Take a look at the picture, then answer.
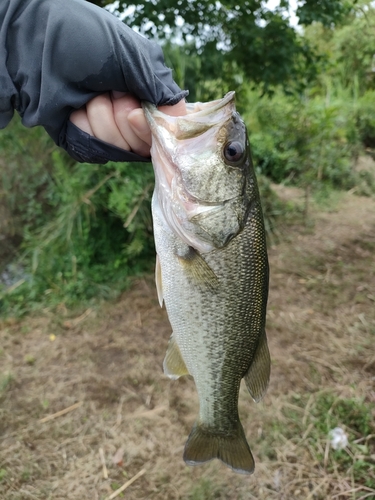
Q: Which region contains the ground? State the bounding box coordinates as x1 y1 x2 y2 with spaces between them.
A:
1 189 374 500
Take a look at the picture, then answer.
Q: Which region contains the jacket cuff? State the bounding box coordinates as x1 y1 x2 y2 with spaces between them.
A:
63 120 151 164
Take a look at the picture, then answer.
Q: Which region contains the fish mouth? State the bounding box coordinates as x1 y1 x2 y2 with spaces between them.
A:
142 92 236 142
184 91 236 118
143 91 235 119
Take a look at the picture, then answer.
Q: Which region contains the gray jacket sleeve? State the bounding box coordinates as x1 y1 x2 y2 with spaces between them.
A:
0 0 188 163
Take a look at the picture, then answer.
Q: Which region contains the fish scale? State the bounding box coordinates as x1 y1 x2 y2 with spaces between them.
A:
143 92 270 474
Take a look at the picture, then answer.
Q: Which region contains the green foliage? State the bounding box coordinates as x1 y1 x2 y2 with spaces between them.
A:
303 3 375 95
356 90 375 147
0 116 57 265
90 0 357 94
244 87 375 194
0 146 156 315
332 5 375 93
256 174 300 243
227 10 316 94
162 41 246 103
297 0 355 26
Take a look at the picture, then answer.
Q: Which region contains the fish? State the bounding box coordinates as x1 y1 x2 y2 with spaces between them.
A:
142 92 270 475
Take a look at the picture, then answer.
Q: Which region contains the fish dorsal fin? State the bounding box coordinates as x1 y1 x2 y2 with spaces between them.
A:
155 254 163 307
177 247 219 292
163 334 189 379
244 330 270 403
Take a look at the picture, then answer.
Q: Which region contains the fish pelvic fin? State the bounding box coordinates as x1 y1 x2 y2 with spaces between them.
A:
163 334 189 380
183 422 255 475
244 330 271 403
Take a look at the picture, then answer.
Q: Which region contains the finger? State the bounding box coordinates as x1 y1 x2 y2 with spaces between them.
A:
127 99 187 148
127 108 152 147
112 94 151 157
159 99 187 117
69 108 94 136
86 93 130 150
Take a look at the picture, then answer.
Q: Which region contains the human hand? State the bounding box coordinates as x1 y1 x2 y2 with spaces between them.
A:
70 92 187 158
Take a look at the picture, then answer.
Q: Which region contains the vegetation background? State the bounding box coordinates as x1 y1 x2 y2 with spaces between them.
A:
0 0 375 498
1 0 375 315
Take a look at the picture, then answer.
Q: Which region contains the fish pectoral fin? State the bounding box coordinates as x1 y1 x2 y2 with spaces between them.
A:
163 334 189 379
183 422 254 475
244 330 271 403
177 247 219 291
155 254 163 307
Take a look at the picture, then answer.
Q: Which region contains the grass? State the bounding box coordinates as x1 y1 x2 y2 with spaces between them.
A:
312 185 346 212
279 392 375 485
0 372 13 396
189 479 223 499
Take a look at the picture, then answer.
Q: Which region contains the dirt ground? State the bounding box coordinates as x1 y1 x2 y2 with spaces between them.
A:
1 189 374 500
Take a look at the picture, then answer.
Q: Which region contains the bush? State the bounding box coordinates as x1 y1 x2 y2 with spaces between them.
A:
0 116 57 264
356 90 375 148
245 89 364 191
0 118 157 315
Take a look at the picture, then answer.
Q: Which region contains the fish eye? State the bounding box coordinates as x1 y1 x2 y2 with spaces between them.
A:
223 141 245 163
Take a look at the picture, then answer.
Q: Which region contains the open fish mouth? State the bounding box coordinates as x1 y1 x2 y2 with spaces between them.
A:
142 92 238 203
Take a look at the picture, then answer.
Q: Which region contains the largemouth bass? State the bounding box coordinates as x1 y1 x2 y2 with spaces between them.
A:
143 92 270 474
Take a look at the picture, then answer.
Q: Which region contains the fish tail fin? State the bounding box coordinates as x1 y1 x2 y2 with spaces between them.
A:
183 422 254 474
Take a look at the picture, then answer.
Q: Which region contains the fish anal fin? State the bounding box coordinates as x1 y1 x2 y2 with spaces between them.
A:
177 247 219 291
183 422 254 475
155 254 163 307
163 335 189 380
244 330 271 403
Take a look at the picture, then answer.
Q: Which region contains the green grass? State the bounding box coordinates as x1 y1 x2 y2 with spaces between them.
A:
189 479 223 500
312 185 345 211
0 372 13 396
279 392 375 489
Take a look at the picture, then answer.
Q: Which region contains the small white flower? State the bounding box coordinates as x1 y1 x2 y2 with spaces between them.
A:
329 427 348 450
